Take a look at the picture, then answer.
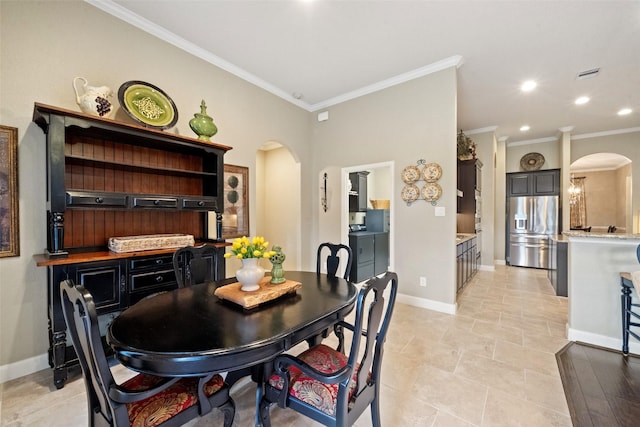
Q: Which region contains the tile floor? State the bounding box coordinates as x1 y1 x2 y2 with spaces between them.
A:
0 266 571 426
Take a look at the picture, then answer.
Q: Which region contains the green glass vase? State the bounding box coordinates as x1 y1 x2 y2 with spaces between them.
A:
189 100 218 141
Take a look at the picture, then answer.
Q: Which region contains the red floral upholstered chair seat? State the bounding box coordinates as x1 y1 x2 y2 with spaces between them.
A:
260 272 399 427
124 373 225 427
268 344 359 416
60 279 235 427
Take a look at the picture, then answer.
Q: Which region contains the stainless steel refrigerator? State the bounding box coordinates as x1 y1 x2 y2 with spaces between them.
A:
508 196 558 269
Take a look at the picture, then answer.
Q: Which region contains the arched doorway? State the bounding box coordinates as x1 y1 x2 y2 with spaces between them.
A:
256 142 302 270
570 153 632 233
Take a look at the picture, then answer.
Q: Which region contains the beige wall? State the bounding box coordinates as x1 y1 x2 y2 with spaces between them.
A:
255 146 302 271
0 0 458 377
506 139 561 173
0 1 309 374
310 68 458 305
580 170 618 230
571 131 640 232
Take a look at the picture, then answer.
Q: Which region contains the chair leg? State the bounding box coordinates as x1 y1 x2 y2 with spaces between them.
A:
622 281 632 355
370 397 382 427
259 399 272 427
221 399 236 427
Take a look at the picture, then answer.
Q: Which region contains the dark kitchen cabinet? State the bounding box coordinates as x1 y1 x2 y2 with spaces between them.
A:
373 232 389 275
32 103 231 388
349 231 389 282
349 171 369 212
548 238 568 297
456 236 478 293
507 169 560 197
457 159 482 234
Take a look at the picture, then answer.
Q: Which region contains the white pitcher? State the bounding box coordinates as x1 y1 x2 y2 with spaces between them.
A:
73 77 114 119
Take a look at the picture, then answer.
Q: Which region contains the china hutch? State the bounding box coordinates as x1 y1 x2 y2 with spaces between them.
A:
32 103 231 388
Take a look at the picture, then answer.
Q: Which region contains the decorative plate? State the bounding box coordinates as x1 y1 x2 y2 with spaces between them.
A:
422 182 442 202
118 81 178 129
422 162 442 182
520 152 545 171
401 165 420 184
401 184 420 203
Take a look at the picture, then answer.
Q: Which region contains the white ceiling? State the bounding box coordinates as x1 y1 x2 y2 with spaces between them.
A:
92 0 639 144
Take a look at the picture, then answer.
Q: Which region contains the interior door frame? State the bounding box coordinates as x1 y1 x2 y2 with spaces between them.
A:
341 161 395 275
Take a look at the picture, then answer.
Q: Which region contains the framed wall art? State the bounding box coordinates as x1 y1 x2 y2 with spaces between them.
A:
221 164 249 239
0 125 19 257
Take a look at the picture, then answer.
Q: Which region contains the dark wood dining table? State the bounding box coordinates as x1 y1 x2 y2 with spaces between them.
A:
107 271 357 425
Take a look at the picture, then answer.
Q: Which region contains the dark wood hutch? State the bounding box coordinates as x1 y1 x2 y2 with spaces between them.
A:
32 103 232 388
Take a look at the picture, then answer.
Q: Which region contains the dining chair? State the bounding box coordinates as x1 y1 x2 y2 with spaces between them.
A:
60 279 235 427
259 271 398 427
620 244 640 355
173 244 219 288
316 242 353 280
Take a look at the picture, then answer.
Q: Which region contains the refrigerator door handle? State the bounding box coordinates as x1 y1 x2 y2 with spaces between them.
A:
515 218 527 230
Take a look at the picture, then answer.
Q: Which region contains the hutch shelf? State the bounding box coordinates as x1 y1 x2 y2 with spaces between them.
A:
32 103 232 388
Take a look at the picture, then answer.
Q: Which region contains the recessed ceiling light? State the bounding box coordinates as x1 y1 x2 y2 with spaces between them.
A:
521 80 537 92
520 125 530 132
575 96 590 105
618 108 632 116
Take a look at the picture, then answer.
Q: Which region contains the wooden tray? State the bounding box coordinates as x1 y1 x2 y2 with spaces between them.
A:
214 277 302 310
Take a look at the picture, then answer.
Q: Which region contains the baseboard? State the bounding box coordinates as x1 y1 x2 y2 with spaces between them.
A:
479 264 496 271
494 259 506 266
0 353 49 384
397 292 457 314
567 327 640 355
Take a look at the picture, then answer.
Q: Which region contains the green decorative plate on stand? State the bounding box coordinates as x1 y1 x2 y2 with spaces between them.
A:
118 80 178 129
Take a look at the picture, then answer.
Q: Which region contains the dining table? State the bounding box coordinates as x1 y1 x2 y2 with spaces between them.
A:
106 270 357 425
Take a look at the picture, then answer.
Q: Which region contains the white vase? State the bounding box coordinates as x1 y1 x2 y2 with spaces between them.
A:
236 258 265 291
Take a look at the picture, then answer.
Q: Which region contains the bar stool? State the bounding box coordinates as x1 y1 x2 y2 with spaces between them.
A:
620 244 640 355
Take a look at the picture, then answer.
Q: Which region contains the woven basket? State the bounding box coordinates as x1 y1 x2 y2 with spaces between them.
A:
370 199 390 209
108 234 195 253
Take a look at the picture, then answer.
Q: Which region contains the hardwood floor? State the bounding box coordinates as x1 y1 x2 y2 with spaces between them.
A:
557 342 640 426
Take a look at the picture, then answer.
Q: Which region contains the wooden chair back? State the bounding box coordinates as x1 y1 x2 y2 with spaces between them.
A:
60 279 132 425
316 242 353 280
261 271 398 427
173 244 219 288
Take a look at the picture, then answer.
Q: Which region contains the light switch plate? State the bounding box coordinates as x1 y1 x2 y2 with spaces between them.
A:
435 206 445 216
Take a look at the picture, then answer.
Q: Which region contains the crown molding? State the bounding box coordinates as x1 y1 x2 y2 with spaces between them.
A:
507 136 558 147
464 126 498 135
572 127 640 140
87 0 463 113
308 55 464 111
86 0 309 109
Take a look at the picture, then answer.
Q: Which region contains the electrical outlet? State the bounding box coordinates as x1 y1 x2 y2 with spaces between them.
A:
419 277 427 287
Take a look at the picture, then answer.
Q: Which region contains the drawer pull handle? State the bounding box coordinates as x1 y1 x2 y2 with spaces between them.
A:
154 200 161 206
95 197 103 204
155 276 164 283
155 259 163 264
198 201 205 206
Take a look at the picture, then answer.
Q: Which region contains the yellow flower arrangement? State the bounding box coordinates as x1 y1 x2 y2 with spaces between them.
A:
223 236 276 259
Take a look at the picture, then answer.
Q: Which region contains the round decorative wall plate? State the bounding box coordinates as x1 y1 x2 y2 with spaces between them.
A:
118 80 178 129
422 162 442 182
520 152 545 171
401 184 420 203
422 182 442 202
401 166 420 184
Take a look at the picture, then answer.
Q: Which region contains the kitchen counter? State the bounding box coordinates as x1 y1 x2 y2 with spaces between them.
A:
456 233 476 244
563 231 640 240
565 233 640 354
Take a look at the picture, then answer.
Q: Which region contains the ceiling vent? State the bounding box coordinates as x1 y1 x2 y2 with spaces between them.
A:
576 68 600 80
